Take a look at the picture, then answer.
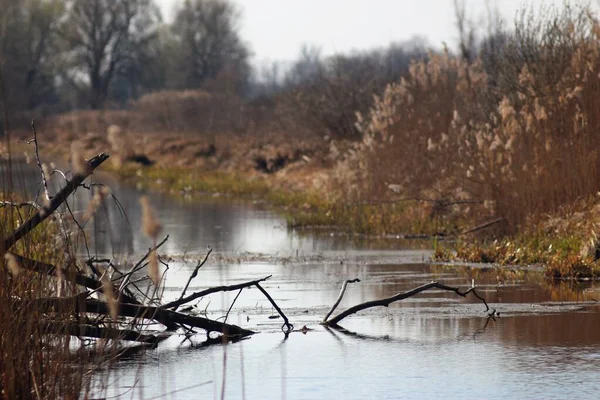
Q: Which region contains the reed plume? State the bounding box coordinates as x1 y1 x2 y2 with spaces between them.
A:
4 252 21 277
148 249 161 286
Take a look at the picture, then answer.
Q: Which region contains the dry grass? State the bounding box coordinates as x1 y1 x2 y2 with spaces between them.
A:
337 5 600 237
0 159 128 397
0 192 89 398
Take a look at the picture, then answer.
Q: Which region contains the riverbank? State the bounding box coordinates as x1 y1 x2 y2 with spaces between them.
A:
18 124 452 238
8 120 600 281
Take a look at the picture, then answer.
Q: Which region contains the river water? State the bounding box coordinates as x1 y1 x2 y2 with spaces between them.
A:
3 161 600 399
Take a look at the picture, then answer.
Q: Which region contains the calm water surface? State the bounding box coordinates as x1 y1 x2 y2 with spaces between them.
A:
3 161 600 399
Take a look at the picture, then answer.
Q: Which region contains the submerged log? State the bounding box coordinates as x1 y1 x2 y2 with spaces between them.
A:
42 321 162 344
31 296 255 338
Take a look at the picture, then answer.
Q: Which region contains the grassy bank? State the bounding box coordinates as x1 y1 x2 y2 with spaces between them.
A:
111 162 455 236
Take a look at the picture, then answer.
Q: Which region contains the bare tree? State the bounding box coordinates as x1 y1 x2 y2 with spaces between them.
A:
453 0 477 62
59 0 161 109
279 41 428 139
170 0 250 94
0 0 64 111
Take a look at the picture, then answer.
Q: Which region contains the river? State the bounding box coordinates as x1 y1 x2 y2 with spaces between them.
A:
3 160 600 399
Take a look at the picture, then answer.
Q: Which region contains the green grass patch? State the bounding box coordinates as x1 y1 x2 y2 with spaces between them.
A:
110 163 460 236
433 232 600 280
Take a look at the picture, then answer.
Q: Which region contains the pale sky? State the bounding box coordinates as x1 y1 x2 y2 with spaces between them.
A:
156 0 593 64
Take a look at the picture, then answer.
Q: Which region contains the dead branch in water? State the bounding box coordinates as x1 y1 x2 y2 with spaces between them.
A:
163 275 272 310
29 295 255 338
255 282 293 333
322 280 496 327
165 271 293 333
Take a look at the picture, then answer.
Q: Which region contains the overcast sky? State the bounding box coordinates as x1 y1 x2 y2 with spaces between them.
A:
156 0 593 64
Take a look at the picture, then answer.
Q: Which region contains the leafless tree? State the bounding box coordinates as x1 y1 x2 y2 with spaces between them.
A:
453 0 477 62
279 40 428 139
59 0 161 109
170 0 250 94
0 0 64 112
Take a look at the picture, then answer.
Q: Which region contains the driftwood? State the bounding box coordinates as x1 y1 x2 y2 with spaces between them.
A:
322 280 496 327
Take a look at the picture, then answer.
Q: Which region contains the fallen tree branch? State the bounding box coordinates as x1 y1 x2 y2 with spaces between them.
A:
2 152 110 251
88 299 254 336
323 281 495 327
163 275 272 310
460 217 505 236
32 297 255 337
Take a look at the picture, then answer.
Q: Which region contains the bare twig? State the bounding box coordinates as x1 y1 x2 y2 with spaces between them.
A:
223 288 243 324
117 235 169 292
30 120 50 204
0 200 42 210
460 217 505 235
323 278 360 323
176 247 213 308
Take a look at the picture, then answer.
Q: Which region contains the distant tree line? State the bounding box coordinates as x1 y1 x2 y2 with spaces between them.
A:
0 0 426 108
0 0 250 111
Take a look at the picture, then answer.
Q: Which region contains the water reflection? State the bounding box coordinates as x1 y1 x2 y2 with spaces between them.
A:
4 162 600 399
97 260 600 398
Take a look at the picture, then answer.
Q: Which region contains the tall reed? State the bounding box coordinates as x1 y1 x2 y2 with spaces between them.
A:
336 5 600 235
